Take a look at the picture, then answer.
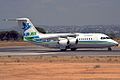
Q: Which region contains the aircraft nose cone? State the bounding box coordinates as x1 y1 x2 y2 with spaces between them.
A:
114 41 119 46
116 43 119 46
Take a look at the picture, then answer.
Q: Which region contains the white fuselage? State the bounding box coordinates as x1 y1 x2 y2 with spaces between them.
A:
33 33 118 49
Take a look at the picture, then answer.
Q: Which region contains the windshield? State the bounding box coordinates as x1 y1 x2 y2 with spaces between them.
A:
101 37 111 39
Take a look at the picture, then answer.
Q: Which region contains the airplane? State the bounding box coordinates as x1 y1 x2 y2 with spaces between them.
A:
10 18 120 51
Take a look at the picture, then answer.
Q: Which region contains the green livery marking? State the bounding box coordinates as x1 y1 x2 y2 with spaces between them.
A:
30 32 36 36
24 32 37 37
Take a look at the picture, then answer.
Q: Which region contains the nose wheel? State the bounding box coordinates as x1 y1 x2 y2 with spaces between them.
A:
108 47 112 51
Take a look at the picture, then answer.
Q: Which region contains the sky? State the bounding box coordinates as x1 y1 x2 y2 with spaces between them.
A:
0 0 120 29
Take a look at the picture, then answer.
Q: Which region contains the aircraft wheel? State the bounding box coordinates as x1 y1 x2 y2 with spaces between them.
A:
108 47 112 51
71 48 77 51
60 49 67 51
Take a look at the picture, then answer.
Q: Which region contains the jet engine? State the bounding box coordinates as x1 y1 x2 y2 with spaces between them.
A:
58 37 78 51
58 38 68 45
67 37 78 45
58 38 69 51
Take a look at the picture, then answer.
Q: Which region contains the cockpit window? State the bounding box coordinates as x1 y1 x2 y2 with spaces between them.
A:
101 37 111 39
106 37 111 39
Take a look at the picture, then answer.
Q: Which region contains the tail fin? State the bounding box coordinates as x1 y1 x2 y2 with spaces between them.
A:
16 18 41 41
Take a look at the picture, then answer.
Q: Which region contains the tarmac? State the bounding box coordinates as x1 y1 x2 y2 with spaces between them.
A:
0 46 120 56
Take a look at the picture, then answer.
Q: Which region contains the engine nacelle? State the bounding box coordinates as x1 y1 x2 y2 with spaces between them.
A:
67 37 78 45
58 38 68 45
58 37 78 49
58 38 69 49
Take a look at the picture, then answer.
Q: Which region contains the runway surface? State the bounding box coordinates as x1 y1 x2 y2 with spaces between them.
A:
0 46 120 56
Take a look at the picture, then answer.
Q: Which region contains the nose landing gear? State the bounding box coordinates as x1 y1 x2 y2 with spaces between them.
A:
108 47 112 51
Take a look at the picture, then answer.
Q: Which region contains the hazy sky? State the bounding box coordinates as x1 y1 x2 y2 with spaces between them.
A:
0 0 120 29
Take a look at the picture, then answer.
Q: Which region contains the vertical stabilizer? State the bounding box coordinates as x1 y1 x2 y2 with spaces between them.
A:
16 18 41 41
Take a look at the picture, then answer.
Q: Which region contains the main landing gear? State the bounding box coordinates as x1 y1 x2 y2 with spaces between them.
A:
71 48 77 51
60 48 77 51
60 49 67 51
108 47 112 51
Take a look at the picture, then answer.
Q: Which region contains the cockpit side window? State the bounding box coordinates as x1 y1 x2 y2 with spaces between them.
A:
101 37 111 39
107 37 111 39
101 37 105 39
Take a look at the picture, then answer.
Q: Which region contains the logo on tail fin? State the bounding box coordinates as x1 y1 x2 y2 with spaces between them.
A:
22 22 31 31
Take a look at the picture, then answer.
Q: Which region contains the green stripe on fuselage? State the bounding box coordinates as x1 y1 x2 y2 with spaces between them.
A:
24 37 33 41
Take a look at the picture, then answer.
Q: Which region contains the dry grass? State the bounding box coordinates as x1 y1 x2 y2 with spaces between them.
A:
0 55 120 63
0 62 120 80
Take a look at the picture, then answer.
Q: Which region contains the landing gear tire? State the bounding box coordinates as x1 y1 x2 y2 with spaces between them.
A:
71 48 77 51
108 47 112 51
60 49 67 51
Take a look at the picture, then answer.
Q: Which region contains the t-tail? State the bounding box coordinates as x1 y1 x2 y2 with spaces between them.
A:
16 18 42 42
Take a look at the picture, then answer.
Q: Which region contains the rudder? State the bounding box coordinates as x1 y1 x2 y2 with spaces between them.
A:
16 18 41 41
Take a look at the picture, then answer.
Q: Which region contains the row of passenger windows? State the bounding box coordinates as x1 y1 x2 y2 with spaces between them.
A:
78 38 93 40
78 37 111 40
101 37 111 39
